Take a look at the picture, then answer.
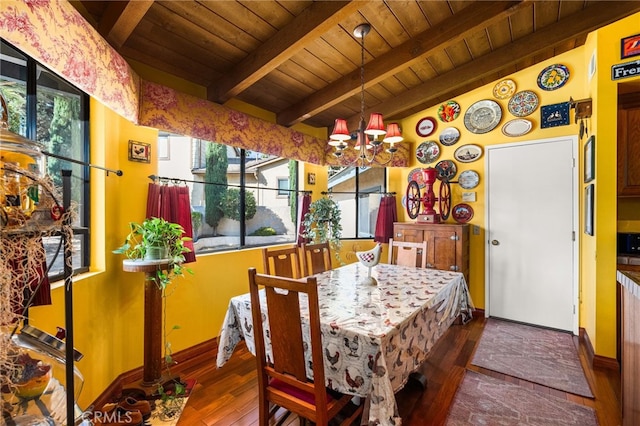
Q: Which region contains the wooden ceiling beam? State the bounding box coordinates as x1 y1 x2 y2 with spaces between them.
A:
207 1 362 104
276 0 527 127
346 0 640 130
98 0 154 49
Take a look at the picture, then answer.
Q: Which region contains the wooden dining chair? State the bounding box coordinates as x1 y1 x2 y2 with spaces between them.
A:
262 246 303 278
300 242 332 275
248 268 363 426
388 239 428 268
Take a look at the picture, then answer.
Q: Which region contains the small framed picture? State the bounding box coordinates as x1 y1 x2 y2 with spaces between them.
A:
584 135 595 183
621 33 640 59
585 184 594 236
307 173 316 185
129 140 151 163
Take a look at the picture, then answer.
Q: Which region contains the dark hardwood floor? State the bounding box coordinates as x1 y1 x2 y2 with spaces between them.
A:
175 316 621 425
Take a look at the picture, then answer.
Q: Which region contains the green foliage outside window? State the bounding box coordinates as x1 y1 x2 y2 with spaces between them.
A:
204 142 227 234
221 188 256 221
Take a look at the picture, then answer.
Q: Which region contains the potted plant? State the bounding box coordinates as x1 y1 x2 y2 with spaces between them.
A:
113 217 192 289
301 197 343 262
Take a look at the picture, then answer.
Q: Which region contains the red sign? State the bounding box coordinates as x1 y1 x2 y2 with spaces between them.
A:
621 33 640 59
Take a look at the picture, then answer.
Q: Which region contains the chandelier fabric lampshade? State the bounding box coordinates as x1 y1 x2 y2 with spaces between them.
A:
365 112 386 137
383 123 403 144
329 118 351 144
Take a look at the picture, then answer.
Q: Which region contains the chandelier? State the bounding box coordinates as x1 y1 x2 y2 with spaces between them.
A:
328 23 403 167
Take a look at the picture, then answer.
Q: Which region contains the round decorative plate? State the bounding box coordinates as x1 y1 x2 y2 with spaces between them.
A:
452 203 474 223
508 90 539 117
439 127 461 146
437 101 461 122
454 144 483 163
416 116 437 137
458 170 480 189
493 79 516 99
501 118 533 137
407 167 426 188
435 160 457 181
537 64 570 91
463 100 502 134
416 141 441 164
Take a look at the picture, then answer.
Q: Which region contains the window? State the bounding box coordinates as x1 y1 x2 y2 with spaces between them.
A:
158 136 299 254
328 166 386 239
1 40 90 280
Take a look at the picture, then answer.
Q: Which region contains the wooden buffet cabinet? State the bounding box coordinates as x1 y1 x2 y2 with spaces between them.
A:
392 222 469 281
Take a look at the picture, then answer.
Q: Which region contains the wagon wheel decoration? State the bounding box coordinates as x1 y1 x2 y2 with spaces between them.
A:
438 178 452 220
406 180 421 219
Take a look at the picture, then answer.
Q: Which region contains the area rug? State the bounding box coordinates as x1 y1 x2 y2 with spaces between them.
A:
445 370 598 425
471 318 593 397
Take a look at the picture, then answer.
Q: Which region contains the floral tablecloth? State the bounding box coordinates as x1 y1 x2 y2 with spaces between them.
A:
216 262 473 425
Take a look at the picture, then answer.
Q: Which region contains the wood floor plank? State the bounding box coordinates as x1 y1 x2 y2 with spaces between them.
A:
174 317 621 425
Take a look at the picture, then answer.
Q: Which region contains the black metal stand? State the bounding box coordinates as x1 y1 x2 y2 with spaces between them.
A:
61 170 75 425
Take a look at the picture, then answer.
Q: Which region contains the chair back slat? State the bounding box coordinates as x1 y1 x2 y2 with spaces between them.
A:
388 238 428 268
262 246 302 278
301 242 332 275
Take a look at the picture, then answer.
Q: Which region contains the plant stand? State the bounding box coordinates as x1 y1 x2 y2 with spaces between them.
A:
122 259 169 387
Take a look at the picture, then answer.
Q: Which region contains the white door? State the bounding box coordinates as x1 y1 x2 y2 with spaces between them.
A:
485 136 577 332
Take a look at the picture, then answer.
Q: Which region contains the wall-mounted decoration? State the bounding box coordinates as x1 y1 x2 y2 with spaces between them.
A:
128 140 151 163
452 203 474 223
537 64 570 91
508 90 539 117
501 118 533 137
416 117 437 137
612 59 640 81
435 160 457 181
458 170 480 190
437 101 461 123
585 184 594 236
454 144 483 163
621 33 640 59
408 167 426 188
439 127 460 146
493 79 516 100
464 100 502 134
416 141 440 164
540 102 570 128
307 173 316 185
584 135 595 183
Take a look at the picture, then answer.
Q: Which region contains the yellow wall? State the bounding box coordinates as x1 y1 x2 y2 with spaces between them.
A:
23 11 640 408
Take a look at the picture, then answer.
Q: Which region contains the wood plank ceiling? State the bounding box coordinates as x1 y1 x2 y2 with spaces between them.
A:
70 0 640 134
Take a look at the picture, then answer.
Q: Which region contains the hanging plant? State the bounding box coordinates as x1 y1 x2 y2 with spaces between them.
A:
302 197 342 262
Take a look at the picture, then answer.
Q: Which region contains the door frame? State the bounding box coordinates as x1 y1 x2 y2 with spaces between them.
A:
484 136 579 334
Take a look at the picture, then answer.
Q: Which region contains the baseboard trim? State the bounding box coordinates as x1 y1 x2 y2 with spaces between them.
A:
90 337 219 411
579 327 619 371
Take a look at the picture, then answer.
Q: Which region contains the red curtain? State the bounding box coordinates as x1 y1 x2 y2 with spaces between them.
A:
146 183 196 264
374 195 397 244
296 193 311 246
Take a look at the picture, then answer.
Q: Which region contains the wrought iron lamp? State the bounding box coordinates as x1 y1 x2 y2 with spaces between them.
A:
328 23 403 166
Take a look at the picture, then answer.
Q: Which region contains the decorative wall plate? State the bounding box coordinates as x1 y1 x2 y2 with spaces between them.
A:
416 117 437 137
508 90 539 117
437 101 461 122
454 144 483 163
463 100 502 134
501 118 533 137
416 141 441 164
435 160 457 181
458 170 480 189
493 79 516 99
537 64 570 91
452 203 474 223
407 167 426 188
439 127 460 146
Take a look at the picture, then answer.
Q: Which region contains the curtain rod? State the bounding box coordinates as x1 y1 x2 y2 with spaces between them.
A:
148 174 312 194
321 190 396 196
42 151 123 176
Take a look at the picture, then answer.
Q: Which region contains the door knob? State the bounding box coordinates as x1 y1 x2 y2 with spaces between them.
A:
491 240 500 246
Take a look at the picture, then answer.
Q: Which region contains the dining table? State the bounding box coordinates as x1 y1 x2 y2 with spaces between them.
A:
216 262 474 425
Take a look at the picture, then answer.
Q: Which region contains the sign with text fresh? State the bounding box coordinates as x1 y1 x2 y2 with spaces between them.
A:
612 59 640 80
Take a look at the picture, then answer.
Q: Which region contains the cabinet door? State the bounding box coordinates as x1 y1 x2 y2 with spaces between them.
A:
618 107 640 196
427 228 459 272
394 227 423 243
